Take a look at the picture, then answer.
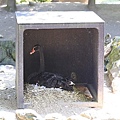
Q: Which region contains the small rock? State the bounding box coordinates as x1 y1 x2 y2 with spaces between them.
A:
29 1 36 6
5 65 14 70
45 113 66 120
111 77 120 93
0 118 5 120
104 43 112 58
80 110 97 120
104 33 112 58
105 36 120 90
67 115 89 120
106 59 120 87
0 111 15 120
106 36 120 71
104 33 112 46
16 109 43 120
0 34 3 38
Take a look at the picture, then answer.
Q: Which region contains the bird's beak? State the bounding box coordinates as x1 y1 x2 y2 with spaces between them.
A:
30 48 35 55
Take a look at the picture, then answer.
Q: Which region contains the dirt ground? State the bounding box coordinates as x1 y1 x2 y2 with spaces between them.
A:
0 3 120 119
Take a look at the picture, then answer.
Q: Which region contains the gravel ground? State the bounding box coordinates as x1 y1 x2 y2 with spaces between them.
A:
0 65 120 119
0 65 16 112
0 65 93 117
0 3 120 119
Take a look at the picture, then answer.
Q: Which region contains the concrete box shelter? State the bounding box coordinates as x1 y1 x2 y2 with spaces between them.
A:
16 11 104 108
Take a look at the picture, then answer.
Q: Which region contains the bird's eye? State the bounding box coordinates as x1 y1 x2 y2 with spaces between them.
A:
34 46 38 51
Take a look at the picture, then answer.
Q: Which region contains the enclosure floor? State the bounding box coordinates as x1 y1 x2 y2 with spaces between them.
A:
24 84 93 116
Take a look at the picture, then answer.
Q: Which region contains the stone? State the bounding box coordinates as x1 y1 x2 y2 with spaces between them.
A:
104 41 112 58
105 36 120 89
0 41 15 65
0 34 3 38
104 33 112 46
16 109 43 120
0 111 16 120
0 118 5 120
104 33 113 72
80 110 97 120
106 36 120 71
67 115 89 120
107 59 120 86
104 33 112 58
111 77 120 93
28 1 36 6
45 113 66 120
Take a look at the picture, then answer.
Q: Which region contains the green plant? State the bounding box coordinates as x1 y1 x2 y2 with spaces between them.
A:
20 0 27 3
16 0 28 4
34 0 51 2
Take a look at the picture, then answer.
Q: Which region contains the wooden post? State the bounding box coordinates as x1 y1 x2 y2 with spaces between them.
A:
7 0 16 11
88 0 96 9
88 0 95 5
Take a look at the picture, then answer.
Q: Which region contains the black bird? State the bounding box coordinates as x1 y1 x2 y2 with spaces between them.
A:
27 44 75 91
